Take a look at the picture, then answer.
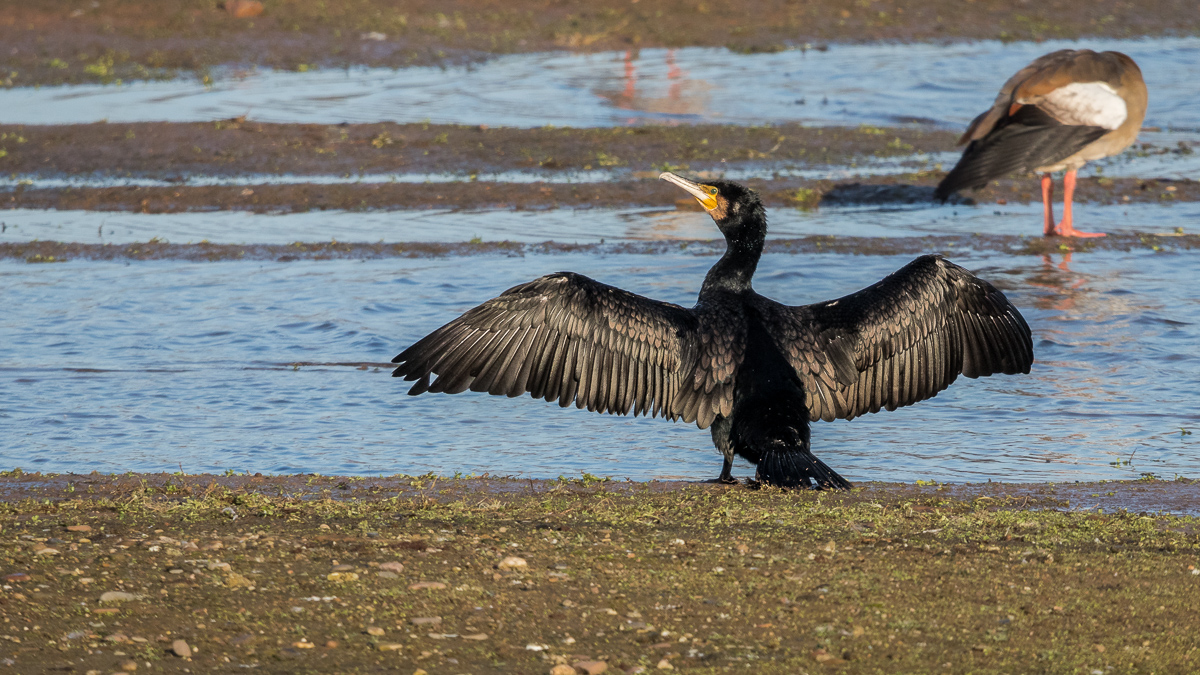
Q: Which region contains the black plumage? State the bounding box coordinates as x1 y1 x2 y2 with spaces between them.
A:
394 173 1034 488
935 105 1107 201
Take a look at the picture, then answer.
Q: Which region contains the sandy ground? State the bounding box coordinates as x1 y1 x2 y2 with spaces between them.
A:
1 472 1199 674
2 0 1198 86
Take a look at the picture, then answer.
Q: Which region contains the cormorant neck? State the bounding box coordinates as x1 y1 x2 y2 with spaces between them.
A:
701 211 766 294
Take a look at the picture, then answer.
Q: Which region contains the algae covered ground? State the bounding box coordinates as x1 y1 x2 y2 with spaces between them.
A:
2 472 1199 674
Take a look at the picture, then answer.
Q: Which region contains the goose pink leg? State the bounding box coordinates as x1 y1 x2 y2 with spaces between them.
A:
1052 169 1106 238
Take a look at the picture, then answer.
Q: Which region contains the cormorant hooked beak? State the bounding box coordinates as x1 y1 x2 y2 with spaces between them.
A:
660 172 719 211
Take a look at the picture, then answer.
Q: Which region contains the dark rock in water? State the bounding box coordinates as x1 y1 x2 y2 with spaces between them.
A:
823 183 975 206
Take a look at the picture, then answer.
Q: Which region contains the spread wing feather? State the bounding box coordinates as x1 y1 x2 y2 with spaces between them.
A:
393 272 731 425
766 255 1033 423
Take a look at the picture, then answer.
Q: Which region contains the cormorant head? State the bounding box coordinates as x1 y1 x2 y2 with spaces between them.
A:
659 172 766 240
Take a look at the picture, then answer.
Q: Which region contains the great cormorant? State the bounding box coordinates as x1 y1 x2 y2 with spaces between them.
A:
935 49 1147 238
393 173 1034 488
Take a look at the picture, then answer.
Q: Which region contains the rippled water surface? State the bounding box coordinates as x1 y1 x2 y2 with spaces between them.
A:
2 251 1197 482
2 201 1196 245
3 38 1198 132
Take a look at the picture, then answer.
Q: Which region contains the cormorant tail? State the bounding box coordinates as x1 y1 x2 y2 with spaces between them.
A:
755 445 852 490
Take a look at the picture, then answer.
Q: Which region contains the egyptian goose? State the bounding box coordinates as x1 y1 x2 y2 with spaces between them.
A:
935 50 1147 237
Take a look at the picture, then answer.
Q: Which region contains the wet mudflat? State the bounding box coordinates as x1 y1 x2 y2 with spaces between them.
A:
3 251 1198 483
5 0 1198 87
1 472 1199 674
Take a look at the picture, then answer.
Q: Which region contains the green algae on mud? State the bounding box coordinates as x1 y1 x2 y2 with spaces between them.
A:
5 233 1200 263
1 472 1199 674
3 0 1200 86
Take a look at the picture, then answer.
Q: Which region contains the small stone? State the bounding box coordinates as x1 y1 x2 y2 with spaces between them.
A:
550 666 576 675
171 639 192 658
413 670 429 675
35 548 60 556
67 525 92 532
461 633 488 640
410 617 442 626
407 581 446 590
99 591 141 603
1094 644 1106 653
292 641 314 649
574 661 607 675
3 572 30 583
224 572 254 588
656 660 674 671
325 640 338 648
331 564 354 572
379 561 404 573
327 572 359 582
377 571 398 579
366 627 385 636
120 661 138 671
497 556 527 570
377 642 404 651
208 562 231 572
225 0 264 19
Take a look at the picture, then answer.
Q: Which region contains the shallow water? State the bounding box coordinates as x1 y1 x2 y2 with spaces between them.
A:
1 251 1197 482
2 201 1195 245
3 39 1198 133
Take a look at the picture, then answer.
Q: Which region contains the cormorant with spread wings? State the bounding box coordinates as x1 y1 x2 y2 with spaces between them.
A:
393 173 1034 488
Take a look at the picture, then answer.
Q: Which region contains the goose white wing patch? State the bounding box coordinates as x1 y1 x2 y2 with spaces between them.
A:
1024 81 1127 130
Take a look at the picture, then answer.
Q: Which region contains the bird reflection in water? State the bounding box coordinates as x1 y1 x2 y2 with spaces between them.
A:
599 49 714 121
1029 251 1087 312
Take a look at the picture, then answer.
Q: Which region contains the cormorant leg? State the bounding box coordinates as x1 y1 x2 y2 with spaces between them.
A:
1055 169 1106 238
1040 173 1056 237
714 456 738 485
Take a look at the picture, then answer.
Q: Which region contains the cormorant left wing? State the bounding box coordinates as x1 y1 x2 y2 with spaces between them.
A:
766 255 1034 422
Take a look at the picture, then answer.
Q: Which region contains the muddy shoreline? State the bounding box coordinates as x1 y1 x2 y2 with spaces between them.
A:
4 1 1199 86
4 122 1197 212
1 472 1198 674
0 122 955 176
5 233 1200 263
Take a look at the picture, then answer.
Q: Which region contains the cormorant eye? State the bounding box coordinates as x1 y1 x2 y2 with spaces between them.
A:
708 188 717 195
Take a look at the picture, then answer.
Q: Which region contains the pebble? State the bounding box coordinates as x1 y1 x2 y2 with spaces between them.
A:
461 633 488 640
119 661 138 671
574 661 607 675
379 561 404 573
498 556 528 570
171 639 192 658
35 548 60 556
224 572 254 588
66 525 92 532
331 564 354 572
3 572 30 583
208 562 231 572
327 572 359 582
99 591 141 603
377 571 398 579
408 581 446 590
549 666 576 675
225 0 264 19
376 643 404 651
410 616 442 626
366 627 385 636
325 640 338 648
656 659 674 670
292 640 314 649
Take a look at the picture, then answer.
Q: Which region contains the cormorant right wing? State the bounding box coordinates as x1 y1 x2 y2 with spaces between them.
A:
392 272 715 422
768 255 1034 423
